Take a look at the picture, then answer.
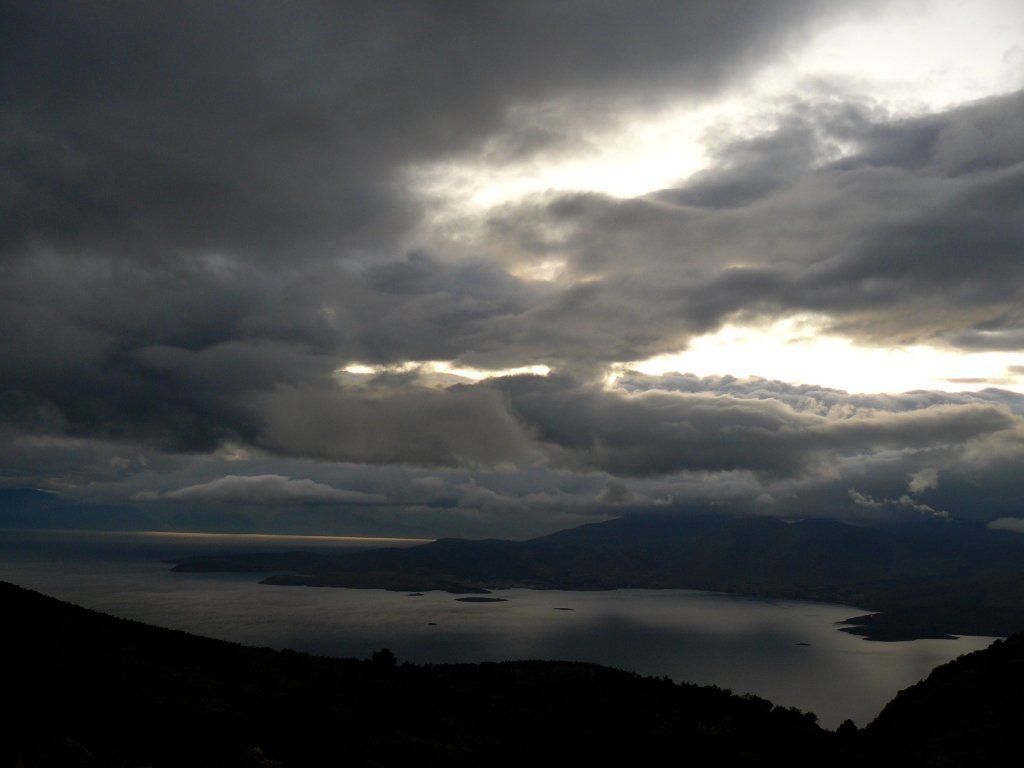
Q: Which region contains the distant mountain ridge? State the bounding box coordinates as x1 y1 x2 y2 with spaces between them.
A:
172 513 1024 640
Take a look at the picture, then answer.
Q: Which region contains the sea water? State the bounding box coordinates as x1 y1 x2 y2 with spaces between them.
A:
0 528 996 729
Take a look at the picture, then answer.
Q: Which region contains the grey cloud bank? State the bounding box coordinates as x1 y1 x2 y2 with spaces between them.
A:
478 93 1024 366
2 1 1022 537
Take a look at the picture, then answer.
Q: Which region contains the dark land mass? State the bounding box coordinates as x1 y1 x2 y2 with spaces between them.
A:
6 580 1024 767
172 514 1024 640
3 580 838 768
864 630 1024 766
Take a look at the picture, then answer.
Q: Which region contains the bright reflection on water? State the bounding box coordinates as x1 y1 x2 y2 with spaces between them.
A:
0 529 997 729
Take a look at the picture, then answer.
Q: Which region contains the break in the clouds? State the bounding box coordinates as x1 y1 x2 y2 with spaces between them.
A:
2 1 1024 537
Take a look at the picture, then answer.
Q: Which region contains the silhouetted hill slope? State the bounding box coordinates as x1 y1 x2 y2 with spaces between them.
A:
865 629 1024 766
2 581 841 768
172 514 1024 640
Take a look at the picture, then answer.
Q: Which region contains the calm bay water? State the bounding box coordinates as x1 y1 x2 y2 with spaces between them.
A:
0 529 997 729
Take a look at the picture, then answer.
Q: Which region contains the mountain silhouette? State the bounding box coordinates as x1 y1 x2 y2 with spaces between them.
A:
173 514 1024 640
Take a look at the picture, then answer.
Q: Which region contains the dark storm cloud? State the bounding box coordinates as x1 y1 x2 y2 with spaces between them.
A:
250 381 538 468
484 374 1019 478
945 328 1024 351
0 246 546 450
0 429 169 492
11 367 1024 534
0 0 888 456
178 370 1024 530
1 0 838 259
480 92 1024 365
588 372 1024 524
656 109 829 209
3 1 1022 534
217 369 1024 483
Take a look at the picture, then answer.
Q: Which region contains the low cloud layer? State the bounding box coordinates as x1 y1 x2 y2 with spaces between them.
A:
150 475 386 505
9 370 1023 536
988 518 1024 534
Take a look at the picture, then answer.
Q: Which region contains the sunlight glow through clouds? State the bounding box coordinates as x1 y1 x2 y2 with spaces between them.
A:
625 317 1024 395
339 361 551 385
794 0 1024 110
403 0 1024 396
410 0 1024 210
335 319 1024 395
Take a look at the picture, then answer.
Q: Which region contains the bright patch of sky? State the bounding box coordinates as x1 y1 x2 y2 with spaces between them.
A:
411 0 1024 209
336 321 1024 394
407 0 1024 395
338 361 551 386
622 316 1024 394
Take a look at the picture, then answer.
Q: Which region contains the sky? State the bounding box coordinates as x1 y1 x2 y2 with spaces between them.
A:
2 0 1024 538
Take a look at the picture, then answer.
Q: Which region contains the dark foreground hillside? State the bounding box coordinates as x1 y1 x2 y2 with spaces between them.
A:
866 631 1024 767
6 580 1024 768
3 581 840 768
